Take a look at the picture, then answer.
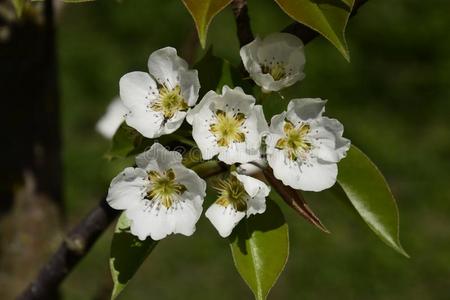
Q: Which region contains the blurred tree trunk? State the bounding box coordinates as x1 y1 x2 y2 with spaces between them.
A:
0 0 63 299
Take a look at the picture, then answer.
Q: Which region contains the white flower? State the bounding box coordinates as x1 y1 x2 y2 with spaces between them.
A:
266 98 350 192
96 97 128 139
205 172 270 238
106 143 206 240
119 47 200 138
187 85 268 165
240 32 305 92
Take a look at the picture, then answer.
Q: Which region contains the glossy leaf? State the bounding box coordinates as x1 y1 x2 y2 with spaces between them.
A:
229 199 289 300
274 0 354 60
110 213 158 299
182 0 232 47
337 145 409 257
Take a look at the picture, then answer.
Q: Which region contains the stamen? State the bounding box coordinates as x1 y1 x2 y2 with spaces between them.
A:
150 85 188 119
214 176 248 212
275 120 312 161
147 169 187 209
261 62 286 81
209 110 246 147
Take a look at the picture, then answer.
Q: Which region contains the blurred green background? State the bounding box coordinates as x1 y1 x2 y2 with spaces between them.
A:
59 0 450 299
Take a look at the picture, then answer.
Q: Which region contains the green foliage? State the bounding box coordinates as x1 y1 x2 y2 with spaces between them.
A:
12 0 25 17
229 199 289 300
107 123 143 159
274 0 354 60
110 213 158 299
182 0 232 48
337 145 409 257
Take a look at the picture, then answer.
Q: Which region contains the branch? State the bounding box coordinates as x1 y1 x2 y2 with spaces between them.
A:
18 1 370 298
17 197 119 300
231 0 253 47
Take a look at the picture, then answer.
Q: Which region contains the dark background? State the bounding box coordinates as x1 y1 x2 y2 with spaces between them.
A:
3 0 450 299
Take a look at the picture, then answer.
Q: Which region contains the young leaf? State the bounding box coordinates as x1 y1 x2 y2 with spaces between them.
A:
229 199 289 300
182 0 232 48
274 0 354 60
337 145 409 257
110 213 158 299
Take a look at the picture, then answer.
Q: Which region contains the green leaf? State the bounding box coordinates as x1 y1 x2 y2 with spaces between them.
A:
195 49 248 96
106 123 143 159
274 0 355 60
12 0 25 17
110 213 158 299
229 199 289 300
337 145 409 257
182 0 232 48
195 48 225 97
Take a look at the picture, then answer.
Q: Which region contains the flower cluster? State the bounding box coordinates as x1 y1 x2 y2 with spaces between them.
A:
105 33 350 241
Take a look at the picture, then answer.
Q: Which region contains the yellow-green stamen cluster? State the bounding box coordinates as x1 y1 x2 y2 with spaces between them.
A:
215 175 248 212
147 168 187 208
276 121 312 160
210 110 246 147
261 63 286 81
151 85 188 119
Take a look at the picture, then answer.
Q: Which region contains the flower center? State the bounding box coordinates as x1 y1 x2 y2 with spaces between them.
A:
151 85 188 119
215 176 248 212
147 168 187 208
210 110 246 147
261 63 286 81
275 121 312 160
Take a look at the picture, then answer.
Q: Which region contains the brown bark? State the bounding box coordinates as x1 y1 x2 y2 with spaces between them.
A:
0 0 63 298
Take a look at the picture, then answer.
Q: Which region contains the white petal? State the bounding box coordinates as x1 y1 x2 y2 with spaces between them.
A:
205 204 245 238
179 69 200 106
217 86 255 114
96 98 128 139
161 111 187 135
267 149 302 189
186 90 216 124
295 160 338 191
191 101 220 160
172 165 207 198
309 117 350 163
135 143 182 171
169 193 203 236
218 142 261 165
240 36 261 76
235 173 270 198
126 200 171 241
269 111 287 133
148 47 188 88
256 33 304 63
107 167 147 210
119 71 158 110
246 195 267 217
125 109 165 139
237 158 267 176
244 104 269 149
240 33 305 92
286 98 326 122
268 149 338 191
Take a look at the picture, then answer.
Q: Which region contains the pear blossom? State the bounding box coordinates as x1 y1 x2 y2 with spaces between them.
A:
95 97 128 139
266 98 350 192
106 143 206 240
205 172 270 237
187 85 268 165
119 47 200 138
240 32 305 92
